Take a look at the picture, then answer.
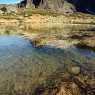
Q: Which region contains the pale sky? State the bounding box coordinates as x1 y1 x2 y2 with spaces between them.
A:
0 0 23 4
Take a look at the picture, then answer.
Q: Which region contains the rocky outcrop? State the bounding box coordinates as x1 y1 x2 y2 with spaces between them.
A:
18 0 76 14
39 0 76 14
26 0 95 14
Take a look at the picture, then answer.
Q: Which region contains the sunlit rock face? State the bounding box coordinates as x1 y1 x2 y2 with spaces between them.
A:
19 0 76 14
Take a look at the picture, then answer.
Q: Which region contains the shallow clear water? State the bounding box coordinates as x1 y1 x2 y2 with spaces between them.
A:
0 36 94 73
0 36 94 94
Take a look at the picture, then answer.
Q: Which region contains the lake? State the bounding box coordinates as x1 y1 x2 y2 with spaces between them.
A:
0 36 94 94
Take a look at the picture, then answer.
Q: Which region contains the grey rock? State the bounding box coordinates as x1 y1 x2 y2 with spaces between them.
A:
38 0 76 14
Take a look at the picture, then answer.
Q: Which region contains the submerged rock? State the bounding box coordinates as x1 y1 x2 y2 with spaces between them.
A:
67 66 80 75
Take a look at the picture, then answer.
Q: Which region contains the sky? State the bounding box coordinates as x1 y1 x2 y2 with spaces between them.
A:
0 0 22 4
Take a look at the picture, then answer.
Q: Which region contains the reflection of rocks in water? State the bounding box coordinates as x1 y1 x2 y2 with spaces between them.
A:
31 38 46 48
76 37 95 51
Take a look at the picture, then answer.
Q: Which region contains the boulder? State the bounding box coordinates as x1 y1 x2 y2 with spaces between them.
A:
62 1 76 14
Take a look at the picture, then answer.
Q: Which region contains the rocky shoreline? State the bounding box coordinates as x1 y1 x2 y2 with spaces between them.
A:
0 13 94 50
21 28 95 51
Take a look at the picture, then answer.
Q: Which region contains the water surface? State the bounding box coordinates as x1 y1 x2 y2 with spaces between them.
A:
0 36 94 94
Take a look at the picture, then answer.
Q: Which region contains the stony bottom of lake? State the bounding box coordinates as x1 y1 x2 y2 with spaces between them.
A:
0 36 94 95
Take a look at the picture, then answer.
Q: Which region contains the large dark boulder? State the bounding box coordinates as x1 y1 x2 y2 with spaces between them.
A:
17 0 27 8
